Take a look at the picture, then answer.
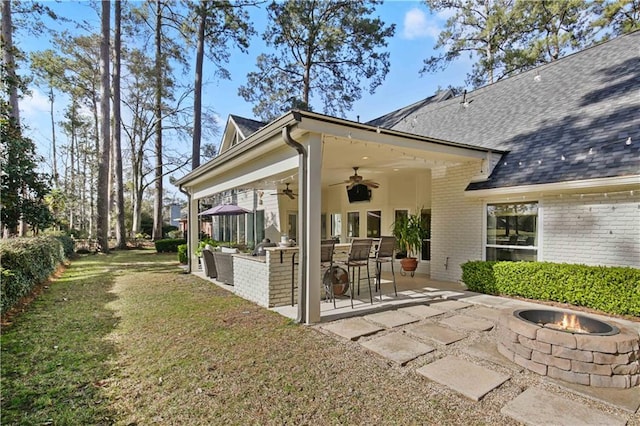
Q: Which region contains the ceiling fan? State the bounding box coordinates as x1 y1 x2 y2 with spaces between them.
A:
330 167 380 189
271 183 297 199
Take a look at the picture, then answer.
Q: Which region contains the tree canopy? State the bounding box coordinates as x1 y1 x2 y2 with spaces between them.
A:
239 0 395 121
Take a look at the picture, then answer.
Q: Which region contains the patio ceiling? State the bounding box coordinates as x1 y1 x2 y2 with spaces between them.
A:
178 110 501 198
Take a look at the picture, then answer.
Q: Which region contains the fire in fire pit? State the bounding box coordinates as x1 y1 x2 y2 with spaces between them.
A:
514 309 619 336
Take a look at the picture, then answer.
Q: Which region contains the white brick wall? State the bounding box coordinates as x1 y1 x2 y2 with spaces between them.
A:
233 255 270 307
542 192 640 267
431 163 484 282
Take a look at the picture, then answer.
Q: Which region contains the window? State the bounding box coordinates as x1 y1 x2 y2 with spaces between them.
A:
247 213 255 246
367 210 381 238
347 212 360 238
486 202 538 261
421 209 431 261
288 212 298 241
321 213 327 239
255 210 265 242
331 213 342 241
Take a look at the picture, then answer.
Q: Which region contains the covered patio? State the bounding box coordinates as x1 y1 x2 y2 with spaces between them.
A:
177 110 499 324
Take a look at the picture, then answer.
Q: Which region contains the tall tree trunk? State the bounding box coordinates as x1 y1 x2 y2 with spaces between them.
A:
96 0 111 252
49 88 58 187
1 1 19 124
113 0 126 248
192 4 206 170
2 1 25 236
152 0 164 240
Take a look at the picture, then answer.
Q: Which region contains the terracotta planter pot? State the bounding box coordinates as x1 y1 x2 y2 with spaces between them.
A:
400 257 418 272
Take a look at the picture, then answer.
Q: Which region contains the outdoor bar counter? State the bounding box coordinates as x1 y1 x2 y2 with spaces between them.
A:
232 244 350 308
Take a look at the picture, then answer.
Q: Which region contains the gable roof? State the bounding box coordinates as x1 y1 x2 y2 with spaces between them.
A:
229 114 266 139
371 31 640 191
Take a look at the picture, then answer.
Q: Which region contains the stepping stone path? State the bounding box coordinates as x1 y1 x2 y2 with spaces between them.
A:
321 317 383 341
319 305 638 424
360 332 435 365
416 356 510 401
364 310 419 328
406 323 467 345
398 305 445 319
501 387 626 426
429 300 471 311
439 314 494 332
425 290 465 300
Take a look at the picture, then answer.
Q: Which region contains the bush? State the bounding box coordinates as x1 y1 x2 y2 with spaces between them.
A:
0 236 67 314
154 238 186 253
177 244 188 264
461 261 640 316
53 234 75 258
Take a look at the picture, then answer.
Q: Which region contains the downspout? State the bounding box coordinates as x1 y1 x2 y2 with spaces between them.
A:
282 123 307 324
178 184 192 273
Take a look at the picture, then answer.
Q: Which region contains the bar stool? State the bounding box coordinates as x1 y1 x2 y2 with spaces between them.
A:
342 238 373 307
372 236 397 301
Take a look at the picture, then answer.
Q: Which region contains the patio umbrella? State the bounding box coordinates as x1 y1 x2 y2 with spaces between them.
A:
198 204 250 216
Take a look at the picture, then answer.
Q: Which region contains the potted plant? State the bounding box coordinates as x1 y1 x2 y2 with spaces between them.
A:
392 212 427 273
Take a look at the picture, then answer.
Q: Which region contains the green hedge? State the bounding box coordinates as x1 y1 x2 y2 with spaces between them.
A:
177 244 188 264
0 236 67 314
461 261 640 316
154 238 186 253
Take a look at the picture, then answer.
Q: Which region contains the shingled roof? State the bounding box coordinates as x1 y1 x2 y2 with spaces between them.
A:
229 114 266 139
369 31 640 191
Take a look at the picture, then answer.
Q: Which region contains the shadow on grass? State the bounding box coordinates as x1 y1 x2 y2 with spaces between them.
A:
0 253 124 424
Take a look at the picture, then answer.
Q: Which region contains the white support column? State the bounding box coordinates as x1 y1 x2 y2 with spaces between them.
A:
304 134 322 323
189 195 200 271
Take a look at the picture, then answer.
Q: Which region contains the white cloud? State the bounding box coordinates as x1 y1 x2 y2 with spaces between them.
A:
402 7 440 40
20 88 50 119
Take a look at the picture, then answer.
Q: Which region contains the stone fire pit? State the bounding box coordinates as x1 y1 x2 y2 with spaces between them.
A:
498 309 639 388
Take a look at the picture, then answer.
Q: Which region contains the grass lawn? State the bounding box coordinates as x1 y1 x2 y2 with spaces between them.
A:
2 249 514 425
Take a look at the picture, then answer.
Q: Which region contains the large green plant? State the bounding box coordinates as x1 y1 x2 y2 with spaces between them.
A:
392 213 427 259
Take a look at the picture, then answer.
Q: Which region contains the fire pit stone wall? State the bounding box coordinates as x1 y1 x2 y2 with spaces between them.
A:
498 311 640 389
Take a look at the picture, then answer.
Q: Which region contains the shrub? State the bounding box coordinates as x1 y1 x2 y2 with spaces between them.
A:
0 236 66 314
53 234 75 258
461 261 640 316
177 244 188 264
154 238 186 253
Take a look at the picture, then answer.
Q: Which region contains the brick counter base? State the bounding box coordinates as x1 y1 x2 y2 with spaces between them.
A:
497 311 640 388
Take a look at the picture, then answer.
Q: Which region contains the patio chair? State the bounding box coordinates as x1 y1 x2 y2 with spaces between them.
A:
212 251 234 285
341 238 374 307
372 236 397 301
201 248 217 279
320 239 336 307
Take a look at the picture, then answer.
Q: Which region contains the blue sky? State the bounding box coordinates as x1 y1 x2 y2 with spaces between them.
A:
18 1 471 192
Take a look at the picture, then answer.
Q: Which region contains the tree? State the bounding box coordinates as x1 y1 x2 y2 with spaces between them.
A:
96 0 110 252
113 0 126 249
591 0 640 36
420 0 523 88
183 0 254 169
1 101 54 235
239 0 395 121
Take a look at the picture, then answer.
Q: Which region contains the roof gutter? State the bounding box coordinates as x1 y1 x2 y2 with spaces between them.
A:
282 119 308 324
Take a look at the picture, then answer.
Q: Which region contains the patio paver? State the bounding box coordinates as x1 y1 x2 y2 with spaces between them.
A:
501 387 626 426
466 306 507 322
364 310 420 328
428 300 471 311
463 342 524 372
406 323 467 345
416 356 510 401
439 315 494 332
398 304 445 319
549 378 640 414
424 290 465 299
321 317 383 341
360 332 435 365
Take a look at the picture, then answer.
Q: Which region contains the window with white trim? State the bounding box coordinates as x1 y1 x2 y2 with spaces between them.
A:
486 202 538 261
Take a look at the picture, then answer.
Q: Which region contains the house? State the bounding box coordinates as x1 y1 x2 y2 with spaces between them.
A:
176 31 640 323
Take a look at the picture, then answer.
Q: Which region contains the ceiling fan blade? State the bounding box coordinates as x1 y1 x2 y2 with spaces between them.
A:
362 180 379 189
329 180 349 187
286 193 295 200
